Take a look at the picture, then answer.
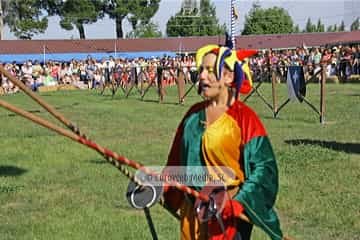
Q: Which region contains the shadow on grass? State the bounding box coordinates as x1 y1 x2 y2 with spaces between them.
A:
0 102 80 118
0 109 41 118
262 115 318 124
141 99 180 106
86 159 108 164
285 139 360 154
0 165 27 177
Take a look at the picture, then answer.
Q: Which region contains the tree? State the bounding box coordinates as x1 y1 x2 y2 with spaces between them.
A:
350 17 359 31
327 24 338 32
166 0 225 37
0 0 5 40
39 0 63 15
127 0 160 31
339 20 345 31
316 18 325 32
126 21 162 38
41 0 104 39
242 3 294 35
4 0 48 39
57 0 104 39
304 18 316 32
293 24 300 33
104 0 160 39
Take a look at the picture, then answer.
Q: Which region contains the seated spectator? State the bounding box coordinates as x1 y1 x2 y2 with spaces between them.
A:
32 60 43 82
43 71 58 87
93 69 104 88
327 60 337 77
21 61 33 87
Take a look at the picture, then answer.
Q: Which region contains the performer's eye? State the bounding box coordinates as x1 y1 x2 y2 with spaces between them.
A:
199 66 214 74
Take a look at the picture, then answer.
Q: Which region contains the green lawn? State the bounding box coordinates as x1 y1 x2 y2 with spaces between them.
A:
1 84 359 240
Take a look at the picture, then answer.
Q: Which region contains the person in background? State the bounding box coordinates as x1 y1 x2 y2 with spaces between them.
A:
85 59 96 89
352 45 360 75
21 61 33 89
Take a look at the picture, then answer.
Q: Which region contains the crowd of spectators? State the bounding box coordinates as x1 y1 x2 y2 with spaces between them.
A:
0 55 197 95
250 44 360 83
1 43 359 95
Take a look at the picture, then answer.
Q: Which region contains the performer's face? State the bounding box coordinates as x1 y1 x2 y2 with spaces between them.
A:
198 53 232 99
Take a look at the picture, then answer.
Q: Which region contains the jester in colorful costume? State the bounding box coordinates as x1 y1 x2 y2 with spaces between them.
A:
163 44 284 240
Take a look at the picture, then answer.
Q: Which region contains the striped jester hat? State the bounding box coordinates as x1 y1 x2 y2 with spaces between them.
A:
195 44 258 98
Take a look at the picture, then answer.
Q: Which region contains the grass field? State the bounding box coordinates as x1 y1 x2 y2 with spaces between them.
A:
1 83 359 240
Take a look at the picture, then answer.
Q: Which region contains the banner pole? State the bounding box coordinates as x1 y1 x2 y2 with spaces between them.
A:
320 65 326 124
271 69 278 118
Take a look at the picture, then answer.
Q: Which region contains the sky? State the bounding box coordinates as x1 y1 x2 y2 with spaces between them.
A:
3 0 360 40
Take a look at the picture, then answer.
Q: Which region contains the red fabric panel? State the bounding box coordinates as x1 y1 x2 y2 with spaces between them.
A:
227 101 267 145
236 49 258 60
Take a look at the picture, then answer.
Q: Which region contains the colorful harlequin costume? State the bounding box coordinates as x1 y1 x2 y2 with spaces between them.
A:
163 45 284 240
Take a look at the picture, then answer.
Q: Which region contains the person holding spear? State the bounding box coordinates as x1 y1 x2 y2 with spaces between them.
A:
162 44 284 240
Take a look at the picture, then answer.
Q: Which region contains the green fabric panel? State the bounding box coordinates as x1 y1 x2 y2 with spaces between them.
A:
234 136 283 240
181 109 206 190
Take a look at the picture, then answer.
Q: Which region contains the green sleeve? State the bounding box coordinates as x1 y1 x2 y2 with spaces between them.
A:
234 136 283 240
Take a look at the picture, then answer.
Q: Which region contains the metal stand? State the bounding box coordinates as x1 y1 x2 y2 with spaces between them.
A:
100 79 118 98
244 65 326 123
125 69 144 98
243 69 277 117
144 207 158 240
274 65 326 123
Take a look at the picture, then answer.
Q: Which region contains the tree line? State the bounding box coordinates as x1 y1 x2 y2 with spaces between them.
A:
0 0 359 40
0 0 163 39
242 2 360 35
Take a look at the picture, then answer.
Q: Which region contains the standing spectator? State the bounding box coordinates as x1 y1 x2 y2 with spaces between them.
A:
86 59 96 89
339 47 352 82
352 45 360 75
313 48 322 73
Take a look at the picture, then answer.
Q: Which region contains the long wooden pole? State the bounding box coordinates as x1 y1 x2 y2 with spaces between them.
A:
0 65 180 219
0 68 294 240
0 99 295 240
0 99 209 203
0 65 80 134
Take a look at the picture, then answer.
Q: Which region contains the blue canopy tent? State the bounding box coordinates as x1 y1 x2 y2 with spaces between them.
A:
0 51 177 64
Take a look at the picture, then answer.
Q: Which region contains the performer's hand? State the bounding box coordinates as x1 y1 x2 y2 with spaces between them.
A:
207 200 244 240
163 183 170 193
221 199 244 219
